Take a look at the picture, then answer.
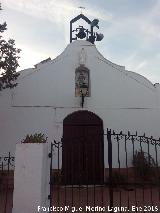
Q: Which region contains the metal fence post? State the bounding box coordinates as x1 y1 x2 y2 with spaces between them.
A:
107 129 113 212
48 143 53 213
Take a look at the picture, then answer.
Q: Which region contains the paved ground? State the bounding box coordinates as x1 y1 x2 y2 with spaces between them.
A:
52 185 160 212
0 185 160 213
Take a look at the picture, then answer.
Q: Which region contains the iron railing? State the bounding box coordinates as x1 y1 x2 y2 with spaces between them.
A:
0 153 15 213
107 129 160 212
49 129 160 212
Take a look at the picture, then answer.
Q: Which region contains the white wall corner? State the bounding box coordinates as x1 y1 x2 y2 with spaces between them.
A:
12 143 50 213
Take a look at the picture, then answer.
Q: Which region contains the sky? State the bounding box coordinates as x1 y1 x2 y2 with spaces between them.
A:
1 0 160 84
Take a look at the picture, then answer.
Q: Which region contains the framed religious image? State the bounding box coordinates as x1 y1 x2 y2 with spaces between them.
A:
75 66 90 97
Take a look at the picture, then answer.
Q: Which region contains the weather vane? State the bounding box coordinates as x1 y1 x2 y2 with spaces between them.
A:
78 6 85 14
70 13 104 44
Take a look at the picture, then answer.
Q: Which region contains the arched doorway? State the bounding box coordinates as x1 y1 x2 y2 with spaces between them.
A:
62 110 104 185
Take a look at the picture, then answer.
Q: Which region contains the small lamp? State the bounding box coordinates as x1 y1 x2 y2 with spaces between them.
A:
79 84 88 108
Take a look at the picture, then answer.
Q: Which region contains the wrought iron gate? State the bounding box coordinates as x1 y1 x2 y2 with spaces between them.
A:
49 129 160 212
0 153 15 213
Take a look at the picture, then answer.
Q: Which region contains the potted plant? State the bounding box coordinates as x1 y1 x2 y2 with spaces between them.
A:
21 133 47 143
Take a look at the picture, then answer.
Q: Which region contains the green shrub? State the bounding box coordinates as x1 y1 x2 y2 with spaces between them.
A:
22 133 47 143
132 150 156 180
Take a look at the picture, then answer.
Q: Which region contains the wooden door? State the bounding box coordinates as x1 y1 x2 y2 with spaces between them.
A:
62 111 104 185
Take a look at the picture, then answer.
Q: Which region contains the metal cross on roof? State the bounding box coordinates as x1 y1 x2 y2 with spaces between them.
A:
78 6 85 14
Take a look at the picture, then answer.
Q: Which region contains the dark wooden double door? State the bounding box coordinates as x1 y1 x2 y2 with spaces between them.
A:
62 111 104 185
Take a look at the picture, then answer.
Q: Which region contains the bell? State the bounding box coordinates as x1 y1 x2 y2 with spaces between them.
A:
76 28 86 39
96 33 104 41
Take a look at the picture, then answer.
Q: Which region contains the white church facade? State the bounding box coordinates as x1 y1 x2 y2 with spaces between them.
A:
0 14 160 177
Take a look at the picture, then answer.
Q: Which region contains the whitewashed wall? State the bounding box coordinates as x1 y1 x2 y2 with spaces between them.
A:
0 40 160 167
